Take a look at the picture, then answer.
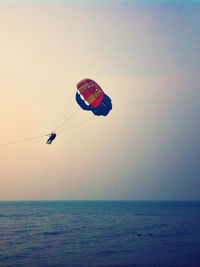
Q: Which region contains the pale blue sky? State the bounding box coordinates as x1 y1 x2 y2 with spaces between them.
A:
0 1 200 200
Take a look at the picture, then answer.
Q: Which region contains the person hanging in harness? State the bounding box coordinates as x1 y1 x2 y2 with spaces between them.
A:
46 132 57 144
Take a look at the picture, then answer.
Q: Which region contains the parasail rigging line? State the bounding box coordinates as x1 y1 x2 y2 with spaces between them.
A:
57 117 95 134
52 93 75 132
52 109 80 132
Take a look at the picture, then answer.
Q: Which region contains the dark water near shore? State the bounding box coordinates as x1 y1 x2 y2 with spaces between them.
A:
0 201 200 266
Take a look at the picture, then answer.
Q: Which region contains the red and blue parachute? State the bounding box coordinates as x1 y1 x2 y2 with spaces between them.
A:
0 78 112 147
76 79 112 116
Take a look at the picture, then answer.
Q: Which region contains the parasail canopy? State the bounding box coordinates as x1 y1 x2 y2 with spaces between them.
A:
76 78 112 116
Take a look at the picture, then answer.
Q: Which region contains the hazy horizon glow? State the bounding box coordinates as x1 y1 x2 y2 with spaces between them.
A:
0 1 200 201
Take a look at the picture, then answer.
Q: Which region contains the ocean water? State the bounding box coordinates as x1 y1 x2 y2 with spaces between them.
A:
0 201 200 267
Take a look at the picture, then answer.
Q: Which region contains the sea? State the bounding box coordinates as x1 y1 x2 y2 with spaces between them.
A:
0 201 200 267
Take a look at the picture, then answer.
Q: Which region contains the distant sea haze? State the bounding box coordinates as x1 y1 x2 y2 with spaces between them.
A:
0 201 200 266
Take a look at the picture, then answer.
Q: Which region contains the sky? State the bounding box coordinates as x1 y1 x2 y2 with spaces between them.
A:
0 0 200 201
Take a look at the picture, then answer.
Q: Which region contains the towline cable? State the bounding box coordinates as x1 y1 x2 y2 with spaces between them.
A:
0 134 49 147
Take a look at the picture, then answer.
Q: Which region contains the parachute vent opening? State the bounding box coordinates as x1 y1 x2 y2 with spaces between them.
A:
79 94 89 106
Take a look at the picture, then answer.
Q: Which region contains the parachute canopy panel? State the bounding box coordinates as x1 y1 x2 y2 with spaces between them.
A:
76 78 112 116
77 79 104 108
